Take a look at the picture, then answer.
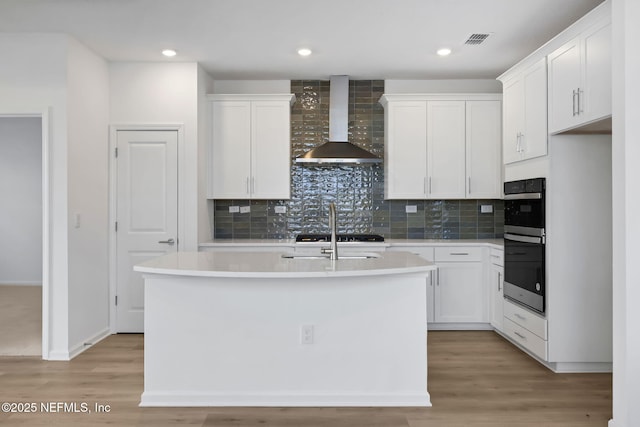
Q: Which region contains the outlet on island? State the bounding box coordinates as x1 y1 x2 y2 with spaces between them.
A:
300 324 314 345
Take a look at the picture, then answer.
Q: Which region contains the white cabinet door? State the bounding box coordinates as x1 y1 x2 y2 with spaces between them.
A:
427 101 466 199
502 77 524 164
489 262 504 331
522 59 548 160
466 100 502 198
211 101 252 198
548 37 582 133
548 19 611 134
502 58 548 164
582 20 611 124
251 101 291 199
384 101 428 199
435 262 485 323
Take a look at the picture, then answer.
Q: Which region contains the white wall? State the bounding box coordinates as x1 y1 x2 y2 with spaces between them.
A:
0 33 70 359
110 62 199 251
66 37 110 356
0 117 42 285
611 0 640 426
197 66 215 242
384 79 501 93
212 80 290 94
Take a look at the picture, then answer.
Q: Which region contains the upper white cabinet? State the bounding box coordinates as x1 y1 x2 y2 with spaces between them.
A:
466 101 503 198
380 94 502 200
501 58 548 164
208 94 295 199
382 100 428 199
548 18 611 134
427 101 466 199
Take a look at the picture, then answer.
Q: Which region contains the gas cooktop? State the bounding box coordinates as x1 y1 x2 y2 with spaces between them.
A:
295 234 385 243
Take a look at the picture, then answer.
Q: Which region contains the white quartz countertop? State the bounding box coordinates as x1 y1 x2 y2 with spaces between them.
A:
134 251 436 279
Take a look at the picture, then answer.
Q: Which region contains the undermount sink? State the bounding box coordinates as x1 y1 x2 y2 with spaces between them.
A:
281 252 381 260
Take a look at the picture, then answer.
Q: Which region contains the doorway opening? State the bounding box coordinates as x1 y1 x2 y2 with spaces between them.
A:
0 116 43 356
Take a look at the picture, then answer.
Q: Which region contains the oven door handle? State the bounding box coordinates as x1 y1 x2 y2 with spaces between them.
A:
504 233 543 244
504 193 542 200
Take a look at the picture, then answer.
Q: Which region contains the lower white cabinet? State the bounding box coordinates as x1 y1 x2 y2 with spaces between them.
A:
488 248 504 332
435 261 485 323
503 299 548 361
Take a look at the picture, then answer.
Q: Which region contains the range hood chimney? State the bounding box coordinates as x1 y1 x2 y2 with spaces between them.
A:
296 76 382 164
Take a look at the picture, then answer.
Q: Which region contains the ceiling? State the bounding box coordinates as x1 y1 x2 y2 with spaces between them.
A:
0 0 604 80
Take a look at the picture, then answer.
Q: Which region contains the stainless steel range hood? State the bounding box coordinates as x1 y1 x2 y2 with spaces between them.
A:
296 76 382 164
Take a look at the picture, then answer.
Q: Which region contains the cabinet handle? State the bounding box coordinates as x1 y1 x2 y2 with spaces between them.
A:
578 88 584 114
436 268 439 286
498 272 502 291
423 177 427 195
572 89 578 116
468 176 471 195
449 252 469 256
514 331 527 340
516 133 520 152
428 177 432 194
246 177 250 194
251 177 255 194
514 313 526 321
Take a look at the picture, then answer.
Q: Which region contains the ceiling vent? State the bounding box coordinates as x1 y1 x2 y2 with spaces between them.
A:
464 33 490 45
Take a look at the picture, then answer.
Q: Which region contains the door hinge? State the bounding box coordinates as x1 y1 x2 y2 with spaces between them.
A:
115 147 118 158
115 295 118 306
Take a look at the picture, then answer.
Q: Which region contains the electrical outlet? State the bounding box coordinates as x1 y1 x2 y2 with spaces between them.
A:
480 205 493 214
229 206 240 213
240 206 251 214
274 206 287 214
405 205 418 214
300 324 314 344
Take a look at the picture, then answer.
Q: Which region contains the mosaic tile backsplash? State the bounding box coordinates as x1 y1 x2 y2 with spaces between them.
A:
212 80 504 240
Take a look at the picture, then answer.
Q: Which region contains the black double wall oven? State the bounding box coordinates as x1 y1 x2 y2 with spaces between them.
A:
503 178 546 314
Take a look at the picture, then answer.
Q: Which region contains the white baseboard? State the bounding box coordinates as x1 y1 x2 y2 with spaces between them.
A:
140 391 432 407
495 330 612 373
68 327 111 360
428 322 493 331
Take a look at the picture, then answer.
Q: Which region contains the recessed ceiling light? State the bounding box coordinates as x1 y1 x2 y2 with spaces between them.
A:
437 48 452 57
162 49 177 57
297 48 312 57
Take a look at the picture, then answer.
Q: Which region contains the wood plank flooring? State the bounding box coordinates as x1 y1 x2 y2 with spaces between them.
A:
0 331 611 426
0 285 41 356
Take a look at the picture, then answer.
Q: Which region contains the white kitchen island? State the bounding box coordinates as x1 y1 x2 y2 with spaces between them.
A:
134 251 436 407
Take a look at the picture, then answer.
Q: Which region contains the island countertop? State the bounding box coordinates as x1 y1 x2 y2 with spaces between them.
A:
134 250 436 279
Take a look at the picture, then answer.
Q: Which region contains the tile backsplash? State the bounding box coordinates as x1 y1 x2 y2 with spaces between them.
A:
212 80 504 240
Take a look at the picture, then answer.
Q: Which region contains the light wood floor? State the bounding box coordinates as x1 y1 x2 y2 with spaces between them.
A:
0 331 611 426
0 285 41 356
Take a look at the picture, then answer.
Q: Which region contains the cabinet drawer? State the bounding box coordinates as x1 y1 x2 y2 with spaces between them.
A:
489 248 504 266
503 318 548 361
504 299 547 340
435 247 483 262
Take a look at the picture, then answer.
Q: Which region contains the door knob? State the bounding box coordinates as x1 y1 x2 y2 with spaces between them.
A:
158 238 175 245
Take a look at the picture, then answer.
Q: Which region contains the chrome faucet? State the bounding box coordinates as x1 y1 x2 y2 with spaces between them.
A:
321 202 339 260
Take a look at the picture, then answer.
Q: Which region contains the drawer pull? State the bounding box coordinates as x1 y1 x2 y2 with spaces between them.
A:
514 313 527 321
514 331 527 340
449 252 469 256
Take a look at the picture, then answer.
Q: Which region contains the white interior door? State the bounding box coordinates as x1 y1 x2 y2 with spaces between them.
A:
116 130 178 333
